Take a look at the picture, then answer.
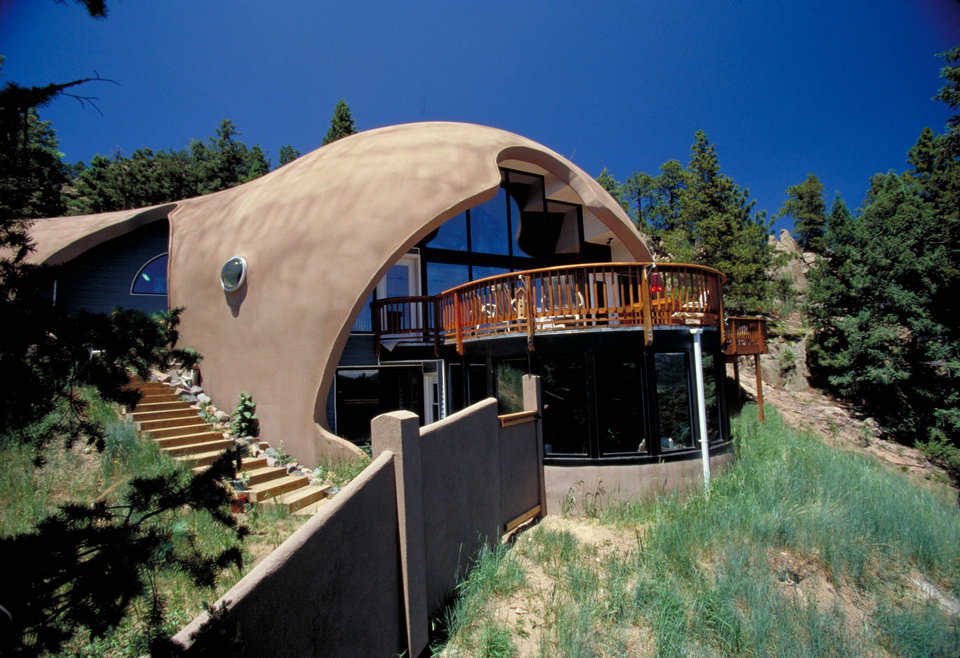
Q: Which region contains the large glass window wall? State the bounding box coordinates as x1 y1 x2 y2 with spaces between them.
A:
483 344 730 463
419 168 607 296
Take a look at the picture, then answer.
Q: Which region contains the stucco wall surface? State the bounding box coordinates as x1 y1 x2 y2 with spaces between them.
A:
172 452 405 657
27 122 652 465
544 449 734 513
165 122 651 465
418 398 503 610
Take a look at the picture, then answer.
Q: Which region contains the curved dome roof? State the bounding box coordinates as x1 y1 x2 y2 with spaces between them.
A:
29 122 653 463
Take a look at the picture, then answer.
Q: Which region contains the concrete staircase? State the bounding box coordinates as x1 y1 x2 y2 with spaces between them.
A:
129 380 331 514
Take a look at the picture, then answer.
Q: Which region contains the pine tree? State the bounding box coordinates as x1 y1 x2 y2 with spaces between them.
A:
0 110 67 223
596 167 628 212
322 99 356 145
680 131 772 311
67 120 274 214
807 173 956 444
776 174 827 254
278 144 301 166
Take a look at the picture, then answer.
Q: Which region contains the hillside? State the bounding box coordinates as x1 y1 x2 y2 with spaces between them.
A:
437 405 960 656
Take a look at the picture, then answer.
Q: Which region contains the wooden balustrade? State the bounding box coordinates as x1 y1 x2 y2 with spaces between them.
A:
723 316 767 355
374 262 727 355
372 294 441 355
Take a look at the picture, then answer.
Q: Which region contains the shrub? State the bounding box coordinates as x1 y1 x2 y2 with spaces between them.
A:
230 392 259 438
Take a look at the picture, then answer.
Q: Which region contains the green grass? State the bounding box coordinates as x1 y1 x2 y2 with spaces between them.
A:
437 404 960 656
315 449 372 488
0 390 307 656
435 541 526 655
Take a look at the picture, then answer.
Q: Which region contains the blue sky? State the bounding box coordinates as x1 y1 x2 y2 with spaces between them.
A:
2 0 957 232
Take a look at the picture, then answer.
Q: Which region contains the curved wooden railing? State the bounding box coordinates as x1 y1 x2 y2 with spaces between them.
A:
724 316 767 355
373 262 726 355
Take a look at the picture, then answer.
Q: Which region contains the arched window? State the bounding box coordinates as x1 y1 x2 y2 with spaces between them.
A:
131 253 168 295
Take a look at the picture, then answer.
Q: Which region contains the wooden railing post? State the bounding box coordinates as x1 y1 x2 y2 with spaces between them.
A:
433 296 441 357
525 275 535 351
641 267 653 346
718 278 725 346
454 293 464 355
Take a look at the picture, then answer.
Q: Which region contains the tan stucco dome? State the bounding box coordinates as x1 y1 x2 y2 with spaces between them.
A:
29 122 652 463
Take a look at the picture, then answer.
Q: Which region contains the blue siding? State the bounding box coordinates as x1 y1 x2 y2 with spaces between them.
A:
57 221 169 315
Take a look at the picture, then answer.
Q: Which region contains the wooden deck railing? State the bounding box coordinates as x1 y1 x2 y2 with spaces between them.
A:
373 262 726 355
723 316 767 355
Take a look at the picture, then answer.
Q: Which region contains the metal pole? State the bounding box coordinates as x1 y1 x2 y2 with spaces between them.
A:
755 353 765 423
691 328 711 491
733 357 741 404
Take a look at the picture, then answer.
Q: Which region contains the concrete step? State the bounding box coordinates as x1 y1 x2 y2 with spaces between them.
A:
273 483 332 513
249 474 309 503
146 422 215 439
175 449 227 469
241 466 289 486
154 431 225 449
132 408 199 422
134 400 194 413
138 414 202 431
160 438 233 457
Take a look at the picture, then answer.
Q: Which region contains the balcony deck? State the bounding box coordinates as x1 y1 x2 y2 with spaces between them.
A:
372 262 735 355
723 315 768 355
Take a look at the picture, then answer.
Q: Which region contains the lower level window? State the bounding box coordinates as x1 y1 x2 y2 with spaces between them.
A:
655 352 694 452
541 354 589 456
335 366 424 444
597 354 648 455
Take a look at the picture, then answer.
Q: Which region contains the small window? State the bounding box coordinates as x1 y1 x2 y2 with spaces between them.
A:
131 253 168 295
220 256 247 292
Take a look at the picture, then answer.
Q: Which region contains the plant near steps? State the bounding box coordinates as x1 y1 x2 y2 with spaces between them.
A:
230 392 259 439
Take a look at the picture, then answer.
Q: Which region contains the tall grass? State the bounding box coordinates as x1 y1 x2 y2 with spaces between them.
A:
438 403 960 656
0 389 307 656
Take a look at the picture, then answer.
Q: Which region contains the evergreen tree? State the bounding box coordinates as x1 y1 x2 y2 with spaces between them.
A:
596 167 628 212
776 173 828 254
322 99 356 145
0 110 68 223
0 6 248 650
682 131 772 311
192 119 270 195
615 132 772 309
278 144 301 166
67 120 274 214
807 173 957 445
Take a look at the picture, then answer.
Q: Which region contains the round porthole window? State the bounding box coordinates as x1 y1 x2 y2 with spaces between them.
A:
220 256 247 292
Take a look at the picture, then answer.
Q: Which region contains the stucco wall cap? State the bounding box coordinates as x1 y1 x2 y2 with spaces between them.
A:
26 203 176 265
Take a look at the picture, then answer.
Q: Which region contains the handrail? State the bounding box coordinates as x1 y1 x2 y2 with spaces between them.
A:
724 316 767 355
373 262 727 355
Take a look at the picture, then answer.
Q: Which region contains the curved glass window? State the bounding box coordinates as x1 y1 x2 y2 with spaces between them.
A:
598 354 648 455
131 253 168 295
656 352 694 452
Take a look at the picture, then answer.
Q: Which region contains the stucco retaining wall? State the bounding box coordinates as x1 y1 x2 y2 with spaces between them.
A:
370 374 543 657
174 375 545 658
172 452 405 657
545 448 735 514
